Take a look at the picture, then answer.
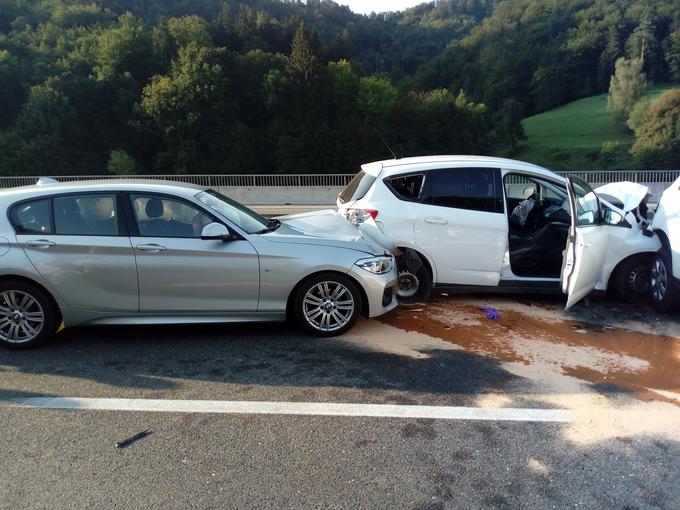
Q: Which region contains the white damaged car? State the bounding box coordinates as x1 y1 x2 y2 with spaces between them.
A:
338 156 661 308
649 176 680 311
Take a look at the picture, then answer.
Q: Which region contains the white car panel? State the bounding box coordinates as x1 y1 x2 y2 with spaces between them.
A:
562 177 609 309
414 204 507 286
652 176 680 277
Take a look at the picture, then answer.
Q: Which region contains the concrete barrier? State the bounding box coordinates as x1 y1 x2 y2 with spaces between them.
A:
214 186 342 205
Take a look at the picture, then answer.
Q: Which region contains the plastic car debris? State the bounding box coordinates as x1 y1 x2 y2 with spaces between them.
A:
480 307 501 320
116 429 153 448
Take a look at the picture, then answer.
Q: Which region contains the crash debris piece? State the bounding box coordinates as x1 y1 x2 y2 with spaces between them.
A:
116 429 153 449
480 307 501 320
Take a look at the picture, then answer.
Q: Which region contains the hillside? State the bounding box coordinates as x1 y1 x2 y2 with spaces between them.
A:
2 0 680 175
513 85 678 171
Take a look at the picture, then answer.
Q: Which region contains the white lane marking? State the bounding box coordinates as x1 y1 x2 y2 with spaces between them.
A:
12 397 573 423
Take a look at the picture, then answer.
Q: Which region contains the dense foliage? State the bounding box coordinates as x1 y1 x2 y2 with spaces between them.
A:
0 0 679 175
630 88 680 167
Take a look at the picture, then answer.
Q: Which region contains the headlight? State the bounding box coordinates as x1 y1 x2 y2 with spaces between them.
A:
355 256 394 274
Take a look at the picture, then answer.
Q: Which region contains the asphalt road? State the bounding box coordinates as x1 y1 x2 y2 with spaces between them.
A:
1 297 679 509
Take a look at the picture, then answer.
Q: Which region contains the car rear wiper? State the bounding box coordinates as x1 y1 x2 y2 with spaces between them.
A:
257 218 281 234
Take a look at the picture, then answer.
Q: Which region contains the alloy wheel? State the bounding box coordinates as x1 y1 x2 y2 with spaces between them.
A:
650 257 668 303
0 290 45 344
302 281 355 333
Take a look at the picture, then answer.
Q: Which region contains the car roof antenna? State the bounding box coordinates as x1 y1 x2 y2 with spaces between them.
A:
374 128 399 160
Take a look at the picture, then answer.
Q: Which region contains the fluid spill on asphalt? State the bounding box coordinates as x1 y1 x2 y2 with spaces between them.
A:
380 297 680 402
370 296 680 444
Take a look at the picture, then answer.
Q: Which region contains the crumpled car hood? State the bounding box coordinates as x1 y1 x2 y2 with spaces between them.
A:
262 209 385 255
595 181 651 212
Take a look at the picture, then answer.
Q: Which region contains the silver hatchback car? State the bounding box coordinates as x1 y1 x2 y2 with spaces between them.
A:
0 180 398 348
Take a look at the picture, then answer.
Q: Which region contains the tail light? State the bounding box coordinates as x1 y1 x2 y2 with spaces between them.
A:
344 208 379 225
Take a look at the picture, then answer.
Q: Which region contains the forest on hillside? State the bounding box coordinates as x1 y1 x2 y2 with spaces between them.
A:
0 0 679 175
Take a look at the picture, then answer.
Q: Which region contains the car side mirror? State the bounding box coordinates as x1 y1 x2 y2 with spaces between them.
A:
201 222 239 241
604 209 624 225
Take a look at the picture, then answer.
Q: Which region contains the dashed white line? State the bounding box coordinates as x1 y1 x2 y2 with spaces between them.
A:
12 397 573 423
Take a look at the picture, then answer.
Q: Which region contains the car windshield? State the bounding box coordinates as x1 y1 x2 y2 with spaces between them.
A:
195 189 270 234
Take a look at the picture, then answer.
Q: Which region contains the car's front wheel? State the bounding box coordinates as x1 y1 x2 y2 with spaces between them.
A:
650 250 678 313
293 273 362 337
397 263 432 304
611 256 651 304
0 280 60 349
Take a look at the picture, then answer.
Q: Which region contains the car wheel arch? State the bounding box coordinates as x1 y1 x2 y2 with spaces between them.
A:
396 246 436 282
654 229 672 253
286 270 369 320
0 274 63 323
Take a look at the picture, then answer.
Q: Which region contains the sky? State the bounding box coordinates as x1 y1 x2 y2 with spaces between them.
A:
335 1 426 15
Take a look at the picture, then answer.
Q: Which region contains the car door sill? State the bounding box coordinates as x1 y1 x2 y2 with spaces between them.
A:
434 280 561 295
59 308 286 327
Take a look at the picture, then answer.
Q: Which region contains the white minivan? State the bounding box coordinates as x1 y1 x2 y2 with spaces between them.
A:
338 155 660 307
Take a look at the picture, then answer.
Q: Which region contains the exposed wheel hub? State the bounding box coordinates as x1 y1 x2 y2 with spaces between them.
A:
628 264 650 293
397 271 419 298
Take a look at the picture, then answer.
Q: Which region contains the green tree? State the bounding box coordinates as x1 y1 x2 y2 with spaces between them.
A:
288 21 320 89
607 57 647 125
0 49 25 128
93 13 155 83
107 149 137 175
630 89 680 168
666 29 680 82
494 97 526 151
140 43 230 173
357 75 398 126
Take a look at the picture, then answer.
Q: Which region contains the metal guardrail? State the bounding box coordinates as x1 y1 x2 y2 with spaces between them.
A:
558 170 680 183
0 170 679 189
0 174 357 189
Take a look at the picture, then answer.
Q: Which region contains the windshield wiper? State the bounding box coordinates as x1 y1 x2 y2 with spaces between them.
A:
257 218 281 234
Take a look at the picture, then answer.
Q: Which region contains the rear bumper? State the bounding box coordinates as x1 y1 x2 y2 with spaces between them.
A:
348 265 398 318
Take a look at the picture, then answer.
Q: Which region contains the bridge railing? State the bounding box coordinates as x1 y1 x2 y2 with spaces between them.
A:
0 171 678 205
0 174 358 189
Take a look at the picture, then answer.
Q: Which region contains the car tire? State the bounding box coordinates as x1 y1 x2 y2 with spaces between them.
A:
611 256 651 304
0 280 60 349
293 273 362 337
650 250 678 313
397 263 433 305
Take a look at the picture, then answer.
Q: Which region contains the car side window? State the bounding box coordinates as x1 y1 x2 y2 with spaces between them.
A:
130 194 212 238
54 194 119 236
385 174 424 201
424 167 503 213
10 199 52 234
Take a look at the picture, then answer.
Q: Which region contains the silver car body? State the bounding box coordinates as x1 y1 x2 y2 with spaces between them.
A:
0 180 398 328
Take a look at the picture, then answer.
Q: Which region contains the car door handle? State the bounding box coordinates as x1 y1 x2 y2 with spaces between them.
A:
424 217 448 225
23 239 56 249
136 243 167 253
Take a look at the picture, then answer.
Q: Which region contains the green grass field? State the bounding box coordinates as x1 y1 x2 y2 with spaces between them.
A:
512 84 677 170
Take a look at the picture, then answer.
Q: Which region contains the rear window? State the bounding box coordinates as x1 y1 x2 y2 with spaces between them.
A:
10 199 52 234
385 174 424 202
338 171 377 204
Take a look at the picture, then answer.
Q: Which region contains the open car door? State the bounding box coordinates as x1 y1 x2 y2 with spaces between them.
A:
561 176 609 310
